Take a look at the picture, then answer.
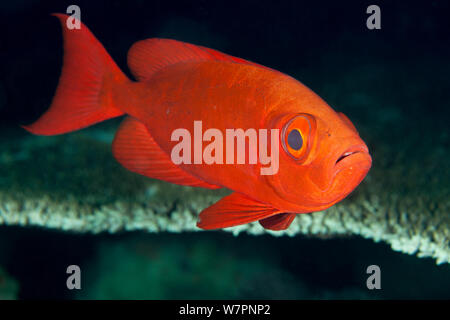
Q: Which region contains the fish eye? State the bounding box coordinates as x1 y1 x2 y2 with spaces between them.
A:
287 129 303 150
281 114 316 161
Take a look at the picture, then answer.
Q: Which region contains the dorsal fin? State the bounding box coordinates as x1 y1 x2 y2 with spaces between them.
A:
112 117 220 189
127 38 269 82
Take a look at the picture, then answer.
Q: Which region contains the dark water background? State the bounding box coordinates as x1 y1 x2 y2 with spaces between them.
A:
0 0 449 299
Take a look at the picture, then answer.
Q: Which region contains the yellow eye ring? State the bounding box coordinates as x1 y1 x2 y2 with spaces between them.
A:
281 114 316 162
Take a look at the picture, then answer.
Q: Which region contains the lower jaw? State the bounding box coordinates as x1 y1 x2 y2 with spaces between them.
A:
291 178 365 211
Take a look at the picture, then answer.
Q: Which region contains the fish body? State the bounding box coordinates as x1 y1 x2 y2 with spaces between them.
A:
24 14 372 230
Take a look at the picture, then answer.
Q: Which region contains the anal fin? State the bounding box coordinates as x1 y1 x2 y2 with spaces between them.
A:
112 117 220 189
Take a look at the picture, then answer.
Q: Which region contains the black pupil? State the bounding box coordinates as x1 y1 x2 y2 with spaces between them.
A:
287 129 303 150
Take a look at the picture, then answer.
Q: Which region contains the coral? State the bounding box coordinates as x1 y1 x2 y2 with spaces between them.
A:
0 122 448 265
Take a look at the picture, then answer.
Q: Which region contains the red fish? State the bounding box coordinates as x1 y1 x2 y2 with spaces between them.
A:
24 14 372 231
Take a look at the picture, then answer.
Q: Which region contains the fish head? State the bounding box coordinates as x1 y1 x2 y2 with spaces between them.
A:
265 106 372 212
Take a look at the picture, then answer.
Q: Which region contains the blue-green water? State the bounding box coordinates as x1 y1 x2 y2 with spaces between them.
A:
0 0 449 299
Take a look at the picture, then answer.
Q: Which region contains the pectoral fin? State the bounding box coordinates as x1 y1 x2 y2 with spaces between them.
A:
197 192 282 230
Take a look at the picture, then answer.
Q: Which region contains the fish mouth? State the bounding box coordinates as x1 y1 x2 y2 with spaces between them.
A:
335 152 355 165
319 144 372 205
334 145 369 167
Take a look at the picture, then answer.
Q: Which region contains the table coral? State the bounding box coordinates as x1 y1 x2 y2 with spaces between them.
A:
0 124 448 265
